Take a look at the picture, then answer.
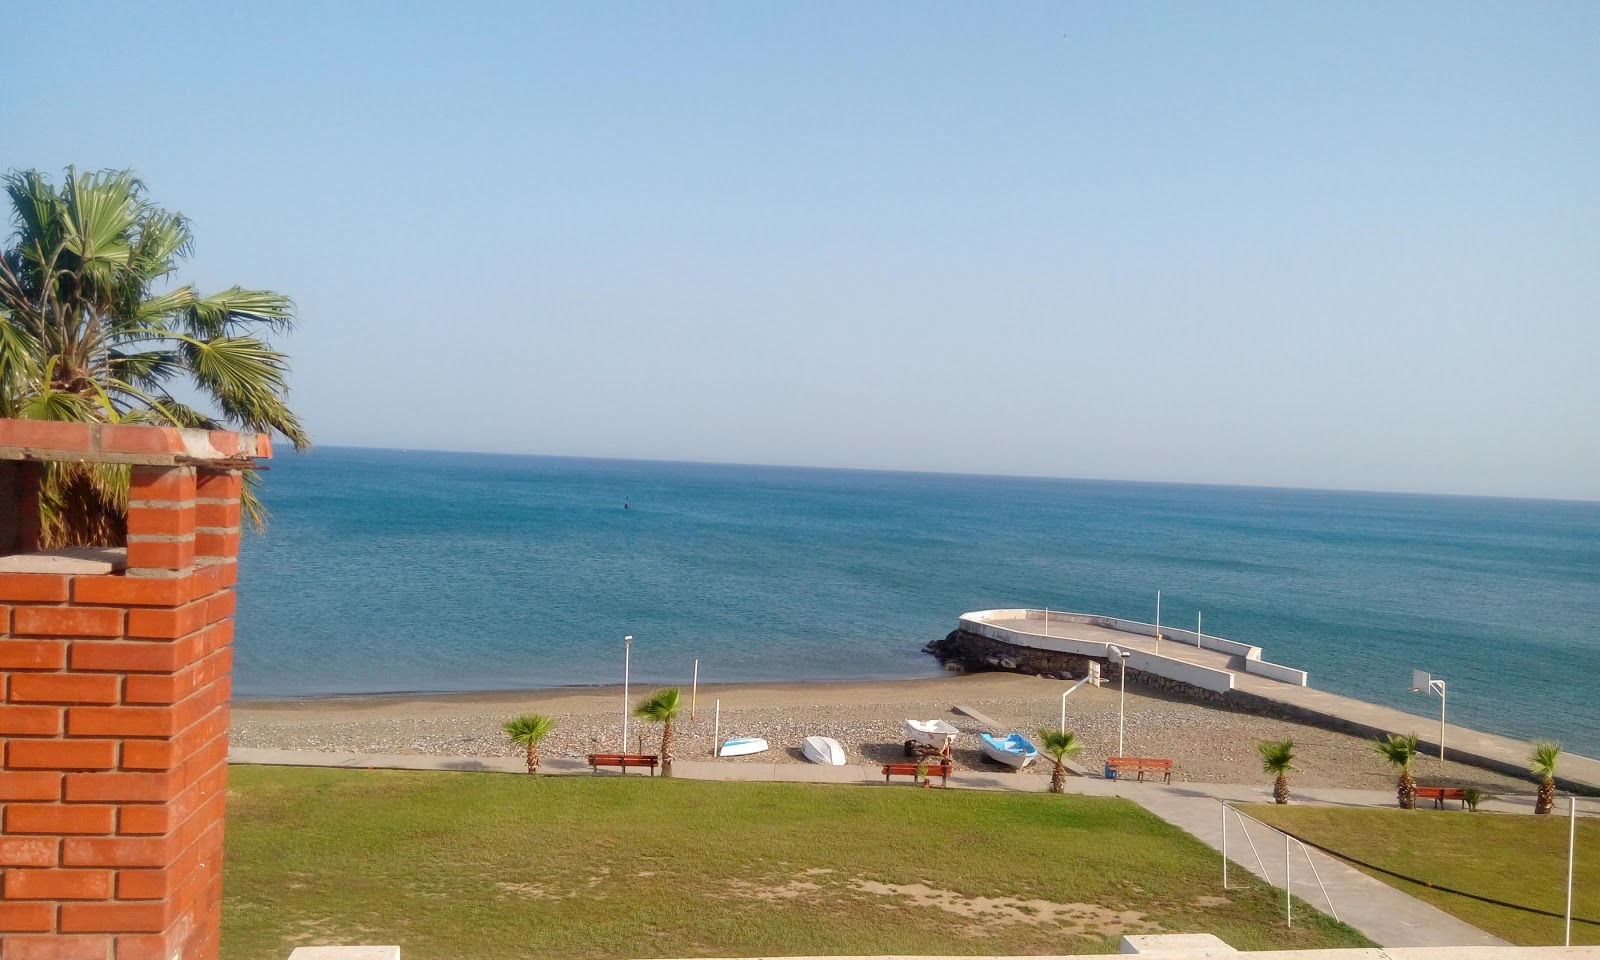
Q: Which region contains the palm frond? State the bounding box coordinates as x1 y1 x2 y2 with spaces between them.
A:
107 348 183 392
185 286 295 336
0 318 43 417
503 713 557 746
1529 740 1561 779
60 168 142 290
634 688 683 724
178 335 308 447
129 285 198 329
1258 738 1295 775
17 385 98 422
1036 729 1081 761
1374 733 1419 773
4 171 66 264
241 470 269 533
128 209 192 282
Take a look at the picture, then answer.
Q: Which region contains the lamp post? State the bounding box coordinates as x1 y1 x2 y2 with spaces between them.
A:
1566 795 1577 946
622 636 633 752
1110 645 1131 756
1410 670 1447 761
1155 591 1161 652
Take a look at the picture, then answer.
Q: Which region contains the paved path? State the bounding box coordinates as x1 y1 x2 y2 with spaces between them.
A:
1112 783 1506 948
233 746 1584 947
991 616 1600 793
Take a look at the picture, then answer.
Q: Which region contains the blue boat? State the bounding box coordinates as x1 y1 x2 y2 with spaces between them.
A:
979 732 1039 769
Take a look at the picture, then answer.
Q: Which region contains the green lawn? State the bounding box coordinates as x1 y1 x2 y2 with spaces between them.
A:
221 767 1367 960
1248 804 1600 946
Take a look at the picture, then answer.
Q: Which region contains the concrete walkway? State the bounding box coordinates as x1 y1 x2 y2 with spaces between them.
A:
989 616 1600 793
230 746 1557 947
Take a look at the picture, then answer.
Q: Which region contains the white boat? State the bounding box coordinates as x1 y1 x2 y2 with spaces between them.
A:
979 732 1039 769
904 718 960 747
801 735 847 765
718 737 769 757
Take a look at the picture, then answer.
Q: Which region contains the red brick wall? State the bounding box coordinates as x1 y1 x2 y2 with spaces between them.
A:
2 464 245 960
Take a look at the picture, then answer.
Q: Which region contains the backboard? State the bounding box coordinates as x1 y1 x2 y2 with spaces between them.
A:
1411 669 1431 693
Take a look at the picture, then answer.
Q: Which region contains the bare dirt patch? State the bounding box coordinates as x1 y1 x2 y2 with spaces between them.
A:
727 870 1157 938
848 879 1158 937
727 877 825 901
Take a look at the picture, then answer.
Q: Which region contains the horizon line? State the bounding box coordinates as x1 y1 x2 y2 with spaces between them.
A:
286 442 1600 507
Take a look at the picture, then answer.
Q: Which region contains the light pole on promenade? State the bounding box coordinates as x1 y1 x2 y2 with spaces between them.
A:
622 635 633 752
1109 645 1131 756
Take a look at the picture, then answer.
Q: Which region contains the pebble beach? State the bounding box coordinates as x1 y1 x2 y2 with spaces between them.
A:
231 672 1534 794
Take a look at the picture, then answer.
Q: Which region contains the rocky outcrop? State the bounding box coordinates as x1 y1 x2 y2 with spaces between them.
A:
925 628 1096 680
926 628 1230 703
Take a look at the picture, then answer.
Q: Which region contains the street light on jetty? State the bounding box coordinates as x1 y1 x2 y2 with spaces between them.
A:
622 636 633 752
1109 645 1132 756
1154 592 1161 652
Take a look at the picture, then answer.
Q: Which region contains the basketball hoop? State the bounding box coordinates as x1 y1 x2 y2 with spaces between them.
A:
1410 669 1447 761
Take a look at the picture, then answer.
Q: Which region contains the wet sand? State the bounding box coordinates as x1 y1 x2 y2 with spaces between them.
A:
231 673 1533 793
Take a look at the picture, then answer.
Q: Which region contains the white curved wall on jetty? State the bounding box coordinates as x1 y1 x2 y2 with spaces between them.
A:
957 608 1309 691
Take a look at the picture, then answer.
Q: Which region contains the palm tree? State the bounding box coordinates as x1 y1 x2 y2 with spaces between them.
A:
1258 738 1295 804
634 688 683 777
1 167 307 545
502 714 556 774
1036 729 1081 794
1374 733 1420 809
1530 740 1561 815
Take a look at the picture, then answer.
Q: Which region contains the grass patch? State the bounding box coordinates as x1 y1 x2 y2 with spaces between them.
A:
1248 803 1600 946
222 767 1365 959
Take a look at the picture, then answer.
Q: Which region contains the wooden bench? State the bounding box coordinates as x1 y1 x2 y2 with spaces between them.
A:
881 761 953 786
1416 786 1466 809
1104 756 1174 783
587 753 659 776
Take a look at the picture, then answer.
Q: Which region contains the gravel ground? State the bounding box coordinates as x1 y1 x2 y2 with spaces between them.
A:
231 673 1533 794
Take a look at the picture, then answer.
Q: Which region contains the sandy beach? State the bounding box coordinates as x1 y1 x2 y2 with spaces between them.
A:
231 672 1535 794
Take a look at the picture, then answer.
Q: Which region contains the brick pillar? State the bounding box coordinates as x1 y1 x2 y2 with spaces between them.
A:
1 460 245 960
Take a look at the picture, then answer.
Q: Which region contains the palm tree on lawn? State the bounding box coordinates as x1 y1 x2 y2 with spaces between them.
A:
1530 740 1561 815
1036 729 1081 794
634 688 683 777
502 714 556 774
1374 733 1420 809
1 167 308 545
1258 738 1295 805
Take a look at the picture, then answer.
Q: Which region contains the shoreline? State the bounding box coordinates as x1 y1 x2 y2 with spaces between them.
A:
232 675 966 710
230 672 1547 794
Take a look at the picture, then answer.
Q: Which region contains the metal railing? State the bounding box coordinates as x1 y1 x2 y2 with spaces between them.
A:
1220 801 1338 926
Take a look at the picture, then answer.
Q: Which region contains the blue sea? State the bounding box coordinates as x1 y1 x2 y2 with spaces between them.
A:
235 448 1600 755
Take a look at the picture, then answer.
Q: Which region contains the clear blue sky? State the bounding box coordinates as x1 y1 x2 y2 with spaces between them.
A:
6 2 1596 499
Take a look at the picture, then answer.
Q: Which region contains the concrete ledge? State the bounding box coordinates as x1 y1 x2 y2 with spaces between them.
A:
0 418 270 466
287 949 400 960
0 546 126 574
1120 948 1600 958
649 950 1600 960
1121 932 1237 953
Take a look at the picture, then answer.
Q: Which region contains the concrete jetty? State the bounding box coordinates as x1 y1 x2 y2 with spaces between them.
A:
945 608 1600 793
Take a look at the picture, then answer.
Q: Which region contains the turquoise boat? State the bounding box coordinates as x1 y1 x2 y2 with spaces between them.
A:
979 732 1039 769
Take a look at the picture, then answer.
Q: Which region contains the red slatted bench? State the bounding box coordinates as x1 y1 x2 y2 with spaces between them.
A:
1416 786 1467 809
882 761 953 786
1105 756 1174 783
587 753 659 776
